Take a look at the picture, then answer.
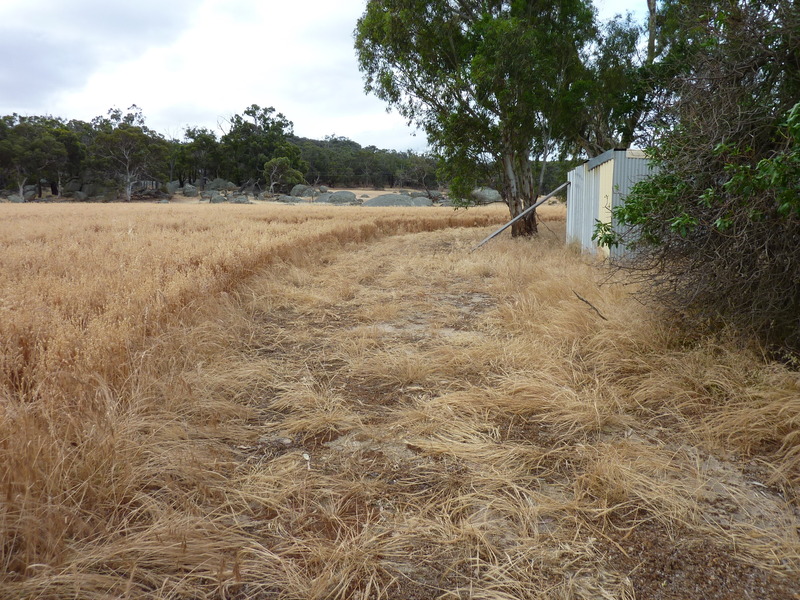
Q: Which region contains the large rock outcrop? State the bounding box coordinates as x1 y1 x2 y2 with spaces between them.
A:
208 178 237 191
321 191 357 204
63 179 82 194
470 187 503 204
290 184 316 198
362 194 432 207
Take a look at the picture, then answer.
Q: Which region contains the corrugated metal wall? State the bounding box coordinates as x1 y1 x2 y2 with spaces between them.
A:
566 149 656 257
609 150 656 258
567 162 594 252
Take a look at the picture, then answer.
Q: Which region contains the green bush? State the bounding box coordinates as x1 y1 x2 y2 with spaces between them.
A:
597 1 800 352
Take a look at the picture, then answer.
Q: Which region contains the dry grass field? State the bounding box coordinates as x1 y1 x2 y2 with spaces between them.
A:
1 201 798 599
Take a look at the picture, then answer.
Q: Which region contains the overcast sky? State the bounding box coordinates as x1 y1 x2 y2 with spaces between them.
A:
0 0 646 152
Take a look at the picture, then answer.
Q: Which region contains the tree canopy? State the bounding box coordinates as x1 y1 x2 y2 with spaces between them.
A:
355 0 659 235
217 104 306 187
357 0 595 234
0 115 68 198
90 106 169 201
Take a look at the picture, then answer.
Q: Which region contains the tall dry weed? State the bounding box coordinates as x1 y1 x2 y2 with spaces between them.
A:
2 201 798 598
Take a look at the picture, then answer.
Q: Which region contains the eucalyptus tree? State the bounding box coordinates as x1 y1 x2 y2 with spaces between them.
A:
263 156 304 193
219 104 305 187
355 0 595 235
183 127 220 185
573 14 646 156
0 115 68 199
318 135 360 186
50 125 85 195
568 0 666 157
91 106 168 201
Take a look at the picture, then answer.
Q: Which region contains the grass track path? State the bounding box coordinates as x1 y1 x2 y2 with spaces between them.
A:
212 225 799 600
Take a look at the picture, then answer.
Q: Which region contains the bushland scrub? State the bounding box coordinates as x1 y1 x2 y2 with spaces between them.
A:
1 203 798 599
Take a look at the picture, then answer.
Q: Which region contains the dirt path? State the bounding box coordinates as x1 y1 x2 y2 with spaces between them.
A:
206 222 799 599
226 228 511 598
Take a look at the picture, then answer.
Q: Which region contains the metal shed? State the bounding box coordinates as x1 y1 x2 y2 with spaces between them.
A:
566 148 656 258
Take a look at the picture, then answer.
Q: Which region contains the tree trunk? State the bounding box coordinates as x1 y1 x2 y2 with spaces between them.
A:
647 0 657 63
536 156 548 204
16 169 26 199
501 146 538 237
125 165 133 201
511 211 537 236
536 126 552 199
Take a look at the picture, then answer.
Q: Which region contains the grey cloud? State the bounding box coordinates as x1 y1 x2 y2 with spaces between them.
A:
3 0 199 45
0 38 95 109
205 0 259 24
0 0 200 110
151 104 229 136
286 62 373 114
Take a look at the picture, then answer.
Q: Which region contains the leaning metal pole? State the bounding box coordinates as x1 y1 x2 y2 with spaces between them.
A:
470 181 570 252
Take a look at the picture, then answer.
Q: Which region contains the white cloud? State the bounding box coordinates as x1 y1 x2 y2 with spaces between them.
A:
0 0 650 152
0 0 197 107
43 0 425 150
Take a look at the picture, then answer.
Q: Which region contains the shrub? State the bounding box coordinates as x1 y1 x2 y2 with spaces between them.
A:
596 0 800 352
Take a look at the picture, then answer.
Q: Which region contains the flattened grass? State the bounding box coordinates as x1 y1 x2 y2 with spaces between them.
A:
2 202 798 599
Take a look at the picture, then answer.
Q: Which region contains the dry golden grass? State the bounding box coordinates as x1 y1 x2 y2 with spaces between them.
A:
0 202 504 598
2 201 799 599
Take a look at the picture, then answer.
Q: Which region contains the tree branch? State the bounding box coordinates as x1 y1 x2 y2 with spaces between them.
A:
572 291 609 321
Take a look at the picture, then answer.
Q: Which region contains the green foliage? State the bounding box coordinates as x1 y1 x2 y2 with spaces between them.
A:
263 156 304 193
217 104 304 186
0 104 439 199
51 126 86 184
574 13 653 156
298 135 360 187
182 127 220 185
598 0 800 352
0 115 68 197
355 0 596 234
735 105 800 218
293 135 436 189
90 107 168 201
394 151 438 190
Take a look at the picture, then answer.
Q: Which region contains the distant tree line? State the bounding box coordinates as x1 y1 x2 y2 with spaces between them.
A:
0 103 448 200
